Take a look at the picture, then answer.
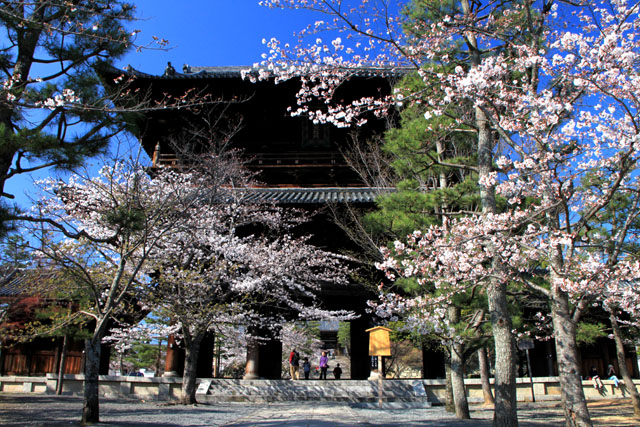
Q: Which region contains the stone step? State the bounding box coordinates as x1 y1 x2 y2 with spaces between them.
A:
196 379 431 407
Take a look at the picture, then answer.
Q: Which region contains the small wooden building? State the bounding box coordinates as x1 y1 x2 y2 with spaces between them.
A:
0 267 116 377
0 268 85 376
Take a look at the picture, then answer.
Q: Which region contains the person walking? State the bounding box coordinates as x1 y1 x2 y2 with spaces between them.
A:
333 363 342 379
302 357 311 380
289 349 300 380
319 351 329 380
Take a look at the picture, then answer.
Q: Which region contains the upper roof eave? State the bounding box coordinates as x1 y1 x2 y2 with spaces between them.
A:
104 64 410 81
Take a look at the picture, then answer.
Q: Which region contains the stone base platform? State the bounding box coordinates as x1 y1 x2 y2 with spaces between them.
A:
195 378 432 408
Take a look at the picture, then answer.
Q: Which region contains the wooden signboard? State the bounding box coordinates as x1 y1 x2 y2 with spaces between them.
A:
366 326 392 409
366 326 392 357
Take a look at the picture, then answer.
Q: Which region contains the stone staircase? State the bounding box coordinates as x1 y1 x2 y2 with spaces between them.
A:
196 378 431 408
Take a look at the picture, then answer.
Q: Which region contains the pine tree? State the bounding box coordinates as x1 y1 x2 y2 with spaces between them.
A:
0 1 137 234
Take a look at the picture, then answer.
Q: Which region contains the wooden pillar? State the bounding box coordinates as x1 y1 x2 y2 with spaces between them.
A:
241 327 282 380
244 339 260 380
164 335 184 377
26 342 32 376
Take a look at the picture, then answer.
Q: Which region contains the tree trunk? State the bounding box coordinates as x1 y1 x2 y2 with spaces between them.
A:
609 311 640 417
82 337 101 424
479 346 495 405
448 306 470 419
551 288 592 427
181 335 203 404
476 99 517 426
56 334 68 395
0 148 13 197
486 279 518 427
445 356 455 413
451 341 470 419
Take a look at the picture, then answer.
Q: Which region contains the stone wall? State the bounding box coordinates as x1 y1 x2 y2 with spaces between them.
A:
0 374 637 404
424 377 635 404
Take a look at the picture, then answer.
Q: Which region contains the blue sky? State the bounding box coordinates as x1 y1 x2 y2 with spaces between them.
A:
6 1 315 210
122 0 310 73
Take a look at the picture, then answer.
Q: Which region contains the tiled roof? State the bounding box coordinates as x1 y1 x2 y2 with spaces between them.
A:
0 268 63 298
118 65 408 80
0 268 30 297
242 187 389 204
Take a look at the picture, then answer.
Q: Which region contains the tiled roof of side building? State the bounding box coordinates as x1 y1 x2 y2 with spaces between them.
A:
0 267 29 297
0 268 66 298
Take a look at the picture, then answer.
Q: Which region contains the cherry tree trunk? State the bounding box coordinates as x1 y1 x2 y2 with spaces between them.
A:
609 311 640 417
476 99 517 427
551 288 592 427
479 346 495 405
487 280 518 427
445 358 455 413
82 337 101 424
181 336 203 404
448 306 470 419
451 341 470 419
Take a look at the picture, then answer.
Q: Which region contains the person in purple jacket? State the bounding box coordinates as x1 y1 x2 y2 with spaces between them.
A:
319 351 329 379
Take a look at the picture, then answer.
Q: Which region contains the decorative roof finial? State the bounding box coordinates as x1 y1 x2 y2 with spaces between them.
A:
164 61 176 76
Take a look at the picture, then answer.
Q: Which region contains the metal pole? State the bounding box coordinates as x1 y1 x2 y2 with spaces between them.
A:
378 355 383 409
525 348 535 402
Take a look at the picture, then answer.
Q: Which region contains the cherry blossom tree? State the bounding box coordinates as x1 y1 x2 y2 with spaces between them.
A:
128 110 353 402
29 160 210 423
256 1 640 426
145 173 353 403
148 219 354 402
257 0 518 423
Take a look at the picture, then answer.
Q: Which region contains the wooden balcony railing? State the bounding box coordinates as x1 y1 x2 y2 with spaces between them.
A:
152 151 349 169
246 152 347 168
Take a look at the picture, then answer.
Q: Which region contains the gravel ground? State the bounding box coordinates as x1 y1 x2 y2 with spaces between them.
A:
0 393 635 426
